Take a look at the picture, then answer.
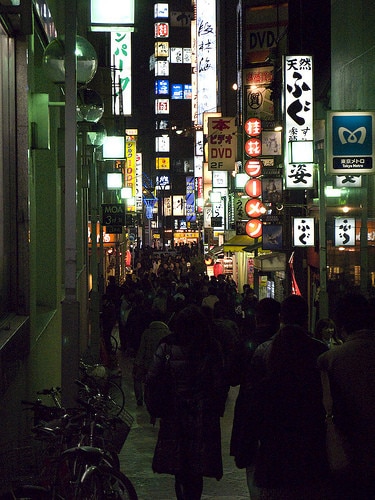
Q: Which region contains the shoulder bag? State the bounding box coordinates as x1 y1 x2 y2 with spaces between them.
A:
144 344 174 419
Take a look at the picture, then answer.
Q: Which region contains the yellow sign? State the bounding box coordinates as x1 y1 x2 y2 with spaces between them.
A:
125 141 136 211
156 157 170 169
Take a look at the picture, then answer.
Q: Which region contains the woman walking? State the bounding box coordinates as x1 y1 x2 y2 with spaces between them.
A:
145 304 228 499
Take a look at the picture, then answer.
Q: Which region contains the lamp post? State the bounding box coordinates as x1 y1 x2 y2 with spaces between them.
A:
42 4 99 407
61 0 79 408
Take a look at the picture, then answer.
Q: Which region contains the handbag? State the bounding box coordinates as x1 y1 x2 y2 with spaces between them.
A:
144 344 174 418
320 370 352 472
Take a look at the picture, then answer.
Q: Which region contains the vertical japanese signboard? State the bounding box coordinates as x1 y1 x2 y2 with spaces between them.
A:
111 32 132 116
126 141 136 211
207 117 237 171
284 55 314 189
293 217 315 247
196 0 217 126
334 217 356 246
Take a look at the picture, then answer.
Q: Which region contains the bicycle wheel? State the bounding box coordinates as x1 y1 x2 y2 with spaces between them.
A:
79 466 138 500
105 381 125 416
8 485 50 499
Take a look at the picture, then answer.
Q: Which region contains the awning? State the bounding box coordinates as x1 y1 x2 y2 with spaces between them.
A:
223 235 258 253
253 252 286 271
207 245 224 256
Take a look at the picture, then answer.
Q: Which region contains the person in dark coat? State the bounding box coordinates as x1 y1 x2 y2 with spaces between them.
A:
145 304 228 500
232 295 332 499
125 289 152 357
132 310 171 407
248 324 331 499
318 292 375 499
230 297 280 499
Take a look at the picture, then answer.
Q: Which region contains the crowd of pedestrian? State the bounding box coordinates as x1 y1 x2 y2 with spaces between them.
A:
100 260 375 500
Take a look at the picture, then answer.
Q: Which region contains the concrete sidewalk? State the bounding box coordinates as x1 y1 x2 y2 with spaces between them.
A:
117 349 249 500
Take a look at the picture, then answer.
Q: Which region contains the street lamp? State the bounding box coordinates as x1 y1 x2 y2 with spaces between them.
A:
42 35 98 85
102 136 126 160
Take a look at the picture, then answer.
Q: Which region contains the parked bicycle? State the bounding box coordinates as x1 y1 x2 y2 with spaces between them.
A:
78 360 125 417
1 387 137 499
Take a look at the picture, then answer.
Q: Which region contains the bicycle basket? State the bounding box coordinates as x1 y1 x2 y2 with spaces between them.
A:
33 405 66 426
103 408 134 454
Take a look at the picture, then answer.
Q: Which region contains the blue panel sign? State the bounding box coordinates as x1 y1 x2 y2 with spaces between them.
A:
155 79 169 95
327 111 375 174
171 84 183 99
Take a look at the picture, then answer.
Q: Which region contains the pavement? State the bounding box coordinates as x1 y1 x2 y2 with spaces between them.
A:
116 348 249 500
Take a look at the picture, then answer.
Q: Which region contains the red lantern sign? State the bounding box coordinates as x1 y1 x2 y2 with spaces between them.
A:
246 219 263 238
154 22 169 38
245 178 262 198
244 138 262 157
245 198 267 218
244 117 262 137
244 158 263 177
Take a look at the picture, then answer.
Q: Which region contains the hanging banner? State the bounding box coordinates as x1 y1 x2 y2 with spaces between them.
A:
293 217 315 247
334 217 356 246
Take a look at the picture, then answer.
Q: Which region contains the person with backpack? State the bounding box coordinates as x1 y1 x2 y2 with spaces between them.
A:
144 304 228 499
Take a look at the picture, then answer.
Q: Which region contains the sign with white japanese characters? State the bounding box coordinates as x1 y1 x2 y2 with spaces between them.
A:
155 79 169 95
245 158 263 177
246 219 263 238
154 22 169 38
334 217 356 246
207 117 237 170
135 153 143 212
327 111 375 174
186 176 195 222
293 217 315 247
245 199 266 218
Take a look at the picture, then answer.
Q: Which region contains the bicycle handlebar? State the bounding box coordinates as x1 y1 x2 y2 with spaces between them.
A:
36 387 61 396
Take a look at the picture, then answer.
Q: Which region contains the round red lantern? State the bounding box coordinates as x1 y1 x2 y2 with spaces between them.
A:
246 219 263 238
245 178 262 198
244 158 263 177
